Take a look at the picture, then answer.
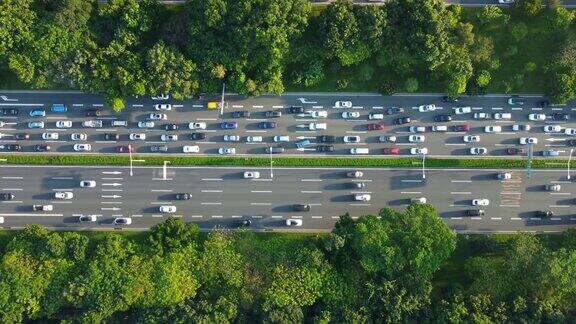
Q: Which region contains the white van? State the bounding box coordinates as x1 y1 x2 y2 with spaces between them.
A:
274 135 290 142
368 113 384 120
111 120 127 127
432 125 448 132
350 147 370 155
493 113 512 120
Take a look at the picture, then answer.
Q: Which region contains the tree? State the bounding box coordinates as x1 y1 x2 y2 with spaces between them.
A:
476 5 509 29
516 0 542 17
511 22 528 42
546 72 575 103
546 7 574 32
147 217 199 256
405 77 419 92
476 70 491 88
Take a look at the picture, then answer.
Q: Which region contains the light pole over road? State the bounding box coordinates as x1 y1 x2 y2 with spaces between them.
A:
129 144 134 176
422 152 426 179
220 83 225 116
567 148 574 180
163 161 171 180
269 147 274 179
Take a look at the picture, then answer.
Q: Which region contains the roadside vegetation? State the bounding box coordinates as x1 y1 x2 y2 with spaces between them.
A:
1 205 575 322
2 0 576 110
1 154 574 169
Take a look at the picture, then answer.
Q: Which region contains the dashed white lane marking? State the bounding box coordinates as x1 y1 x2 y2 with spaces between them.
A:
451 217 463 220
549 205 570 208
192 104 203 108
501 192 521 195
345 131 367 134
132 104 143 107
197 118 217 121
402 179 422 183
2 176 23 179
350 203 371 206
250 203 271 206
491 217 502 220
72 104 83 107
201 202 222 205
451 180 471 183
201 190 222 193
301 190 322 193
500 205 520 207
301 179 322 182
2 188 22 191
532 107 542 110
312 105 323 109
202 178 222 181
311 216 323 219
451 192 471 194
550 217 562 220
151 189 172 192
550 192 570 195
471 217 482 220
450 204 469 207
191 215 203 218
253 105 263 108
530 217 541 220
93 104 104 107
400 191 421 194
492 107 503 110
251 190 272 193
272 105 283 108
211 215 223 218
232 105 243 108
511 217 522 220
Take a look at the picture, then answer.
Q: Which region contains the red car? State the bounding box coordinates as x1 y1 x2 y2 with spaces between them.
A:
453 124 470 132
382 147 400 155
116 145 134 153
367 122 385 131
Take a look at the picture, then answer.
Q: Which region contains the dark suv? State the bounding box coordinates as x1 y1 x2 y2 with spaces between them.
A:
317 135 335 143
288 106 304 114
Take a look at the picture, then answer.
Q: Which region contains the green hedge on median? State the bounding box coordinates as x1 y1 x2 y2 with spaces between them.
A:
0 155 570 169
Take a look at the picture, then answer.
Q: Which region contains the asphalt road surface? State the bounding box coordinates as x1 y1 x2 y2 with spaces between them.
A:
0 92 574 159
0 165 574 233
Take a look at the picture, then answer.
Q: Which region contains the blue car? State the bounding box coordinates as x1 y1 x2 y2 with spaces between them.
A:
220 121 238 129
28 121 44 129
50 104 67 113
29 109 46 117
259 121 277 129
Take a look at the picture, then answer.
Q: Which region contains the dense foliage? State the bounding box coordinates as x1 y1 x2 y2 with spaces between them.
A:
2 0 575 107
0 206 574 322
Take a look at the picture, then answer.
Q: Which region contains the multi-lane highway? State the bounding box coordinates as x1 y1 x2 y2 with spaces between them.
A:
0 92 574 158
0 164 575 233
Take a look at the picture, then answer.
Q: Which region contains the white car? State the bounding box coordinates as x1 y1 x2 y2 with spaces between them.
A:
343 136 360 143
246 136 263 142
73 144 91 151
189 122 206 130
512 124 530 131
411 197 427 204
470 147 487 155
71 133 86 141
565 128 576 136
309 123 327 130
286 219 303 226
151 94 169 100
529 113 546 121
409 126 426 133
80 180 96 188
431 125 447 132
149 113 167 120
223 135 240 142
484 125 502 133
138 121 155 128
498 172 512 180
408 135 425 143
410 147 428 155
183 145 200 153
56 120 72 128
493 113 511 120
129 133 146 140
54 191 73 200
474 112 489 119
310 110 328 118
334 101 352 108
472 198 490 206
519 137 538 145
159 205 177 213
274 135 290 142
454 107 471 114
463 135 480 143
341 111 360 119
354 194 371 202
243 171 260 179
161 134 178 141
154 104 172 111
82 120 102 128
78 215 97 222
544 125 562 133
218 147 236 155
418 104 436 112
42 132 59 140
113 217 132 225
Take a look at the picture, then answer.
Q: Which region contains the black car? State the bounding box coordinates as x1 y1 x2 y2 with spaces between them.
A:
175 193 191 200
3 144 21 152
434 114 452 122
466 209 485 216
552 113 569 121
536 210 554 217
259 121 277 129
316 135 335 143
85 109 101 117
293 204 311 212
232 111 250 118
395 117 411 125
0 193 14 200
15 133 30 140
104 133 119 141
506 147 526 155
288 106 304 114
539 100 550 108
266 147 285 154
237 219 252 227
567 139 576 146
316 145 335 152
442 96 459 102
190 132 206 140
164 124 179 131
386 107 404 115
265 110 282 118
35 144 50 152
2 108 18 116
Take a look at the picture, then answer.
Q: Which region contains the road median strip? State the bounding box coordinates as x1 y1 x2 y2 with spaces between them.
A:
0 154 574 169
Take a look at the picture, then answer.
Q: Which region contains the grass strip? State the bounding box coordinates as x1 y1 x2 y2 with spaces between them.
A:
0 154 571 169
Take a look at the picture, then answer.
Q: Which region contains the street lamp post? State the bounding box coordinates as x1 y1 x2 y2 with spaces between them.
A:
129 144 134 176
422 152 426 179
163 161 171 180
567 148 574 180
220 83 226 116
269 147 274 179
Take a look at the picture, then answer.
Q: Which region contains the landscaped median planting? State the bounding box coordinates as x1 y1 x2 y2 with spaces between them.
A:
0 155 572 169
